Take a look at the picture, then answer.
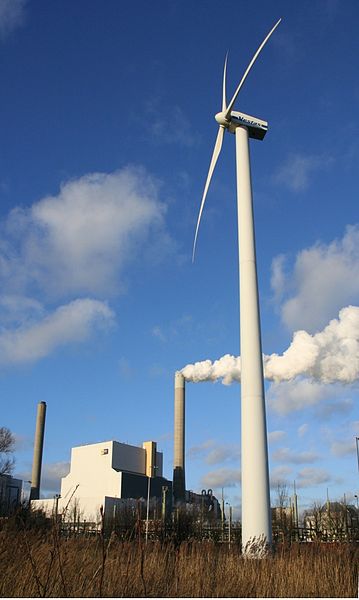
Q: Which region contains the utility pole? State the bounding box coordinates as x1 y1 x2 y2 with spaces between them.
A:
145 476 150 543
161 486 168 523
221 488 225 542
54 493 61 523
226 502 232 547
145 466 158 543
343 492 348 538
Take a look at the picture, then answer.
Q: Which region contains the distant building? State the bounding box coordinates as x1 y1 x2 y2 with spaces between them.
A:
31 439 171 523
0 474 22 516
304 501 359 538
271 505 293 523
186 489 221 520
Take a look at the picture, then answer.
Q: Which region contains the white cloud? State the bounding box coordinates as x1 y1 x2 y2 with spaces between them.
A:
41 461 70 494
316 397 353 418
205 446 239 466
330 439 356 457
268 430 286 444
297 424 309 437
148 364 167 378
270 465 293 489
201 468 241 490
0 298 114 365
1 166 169 299
271 225 359 332
118 357 134 379
188 439 215 460
151 326 166 343
0 0 26 40
268 379 352 416
296 467 331 488
270 254 286 303
0 294 44 326
274 153 333 192
146 103 198 148
0 166 171 366
13 432 32 452
188 439 239 465
272 447 319 464
152 315 193 344
16 461 69 496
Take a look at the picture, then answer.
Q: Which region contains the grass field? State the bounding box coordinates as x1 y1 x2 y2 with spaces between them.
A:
0 527 357 597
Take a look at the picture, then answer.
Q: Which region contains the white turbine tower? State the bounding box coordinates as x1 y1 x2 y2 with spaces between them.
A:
193 19 281 552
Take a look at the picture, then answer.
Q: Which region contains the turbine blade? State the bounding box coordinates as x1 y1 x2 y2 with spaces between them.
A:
225 18 281 119
192 125 225 262
222 52 228 112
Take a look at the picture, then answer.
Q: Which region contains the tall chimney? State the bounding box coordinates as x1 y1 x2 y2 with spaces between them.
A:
173 371 186 504
29 401 47 501
292 480 299 528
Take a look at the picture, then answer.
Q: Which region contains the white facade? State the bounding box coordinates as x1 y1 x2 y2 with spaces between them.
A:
31 439 163 523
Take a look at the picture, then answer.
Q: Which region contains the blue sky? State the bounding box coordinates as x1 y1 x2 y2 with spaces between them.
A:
1 0 358 517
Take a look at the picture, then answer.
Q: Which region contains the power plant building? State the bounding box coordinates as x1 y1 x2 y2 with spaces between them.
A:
31 439 171 522
0 474 22 516
30 374 221 523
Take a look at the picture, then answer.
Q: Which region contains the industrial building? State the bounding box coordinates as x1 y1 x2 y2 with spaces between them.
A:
29 370 220 524
31 439 171 523
0 474 22 516
303 501 359 537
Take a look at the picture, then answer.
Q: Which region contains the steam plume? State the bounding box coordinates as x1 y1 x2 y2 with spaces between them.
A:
181 305 359 385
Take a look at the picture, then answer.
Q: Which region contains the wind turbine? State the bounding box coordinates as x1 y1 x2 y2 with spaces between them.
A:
193 18 281 552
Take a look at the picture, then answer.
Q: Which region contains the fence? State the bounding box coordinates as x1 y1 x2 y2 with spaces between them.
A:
59 516 359 544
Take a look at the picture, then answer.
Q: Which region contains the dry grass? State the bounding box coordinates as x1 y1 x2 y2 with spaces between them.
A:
0 529 357 597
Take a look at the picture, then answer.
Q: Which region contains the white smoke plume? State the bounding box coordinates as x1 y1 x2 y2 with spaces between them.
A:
181 305 359 385
181 354 241 385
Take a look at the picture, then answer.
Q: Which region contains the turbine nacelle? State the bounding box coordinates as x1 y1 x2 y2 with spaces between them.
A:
215 109 268 140
229 110 268 140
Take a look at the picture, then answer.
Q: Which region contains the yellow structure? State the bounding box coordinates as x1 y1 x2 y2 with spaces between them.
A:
143 441 157 477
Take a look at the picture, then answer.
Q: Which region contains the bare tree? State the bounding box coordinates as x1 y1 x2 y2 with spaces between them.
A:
0 427 15 476
276 481 289 509
303 501 325 537
272 481 291 535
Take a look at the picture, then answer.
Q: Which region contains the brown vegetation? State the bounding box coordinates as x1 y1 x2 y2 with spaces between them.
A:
0 525 357 598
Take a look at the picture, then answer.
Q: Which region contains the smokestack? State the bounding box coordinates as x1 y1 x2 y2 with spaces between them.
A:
292 480 299 529
29 401 47 501
173 371 186 504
